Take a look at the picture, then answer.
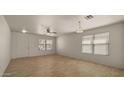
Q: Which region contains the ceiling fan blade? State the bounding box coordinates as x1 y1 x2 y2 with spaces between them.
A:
41 25 48 28
52 32 57 34
47 28 50 33
40 24 57 35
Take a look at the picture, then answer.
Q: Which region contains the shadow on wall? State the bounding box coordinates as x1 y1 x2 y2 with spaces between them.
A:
0 16 11 76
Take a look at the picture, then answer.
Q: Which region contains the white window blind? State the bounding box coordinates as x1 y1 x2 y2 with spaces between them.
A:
39 39 45 44
38 39 45 51
94 32 109 55
46 40 53 50
82 35 93 54
46 40 52 44
94 44 108 55
82 45 92 53
93 32 109 44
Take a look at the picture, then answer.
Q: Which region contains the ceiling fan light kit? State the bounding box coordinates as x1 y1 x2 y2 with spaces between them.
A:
40 25 57 36
76 30 84 33
76 21 84 33
22 29 27 34
46 32 56 36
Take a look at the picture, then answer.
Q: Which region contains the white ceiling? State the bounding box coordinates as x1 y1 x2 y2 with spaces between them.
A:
4 15 124 36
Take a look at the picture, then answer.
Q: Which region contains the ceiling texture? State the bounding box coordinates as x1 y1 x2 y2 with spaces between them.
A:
4 15 124 36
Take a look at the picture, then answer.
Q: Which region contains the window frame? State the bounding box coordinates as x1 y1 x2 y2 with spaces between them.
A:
46 39 53 51
93 32 110 56
82 35 93 54
81 32 110 56
38 39 46 51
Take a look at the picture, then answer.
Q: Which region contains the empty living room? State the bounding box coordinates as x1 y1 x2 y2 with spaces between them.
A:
0 15 124 77
1 1 124 93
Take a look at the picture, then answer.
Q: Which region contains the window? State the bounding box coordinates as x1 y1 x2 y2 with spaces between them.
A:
38 39 53 51
38 39 45 51
81 32 110 56
93 32 109 55
82 35 93 54
46 40 53 50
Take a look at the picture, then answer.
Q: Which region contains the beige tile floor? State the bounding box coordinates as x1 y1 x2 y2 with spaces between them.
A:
4 54 124 77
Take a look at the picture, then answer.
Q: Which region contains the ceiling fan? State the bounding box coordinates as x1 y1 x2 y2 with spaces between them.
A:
74 15 94 33
41 25 57 36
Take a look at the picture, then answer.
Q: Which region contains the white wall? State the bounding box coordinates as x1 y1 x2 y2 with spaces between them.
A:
57 22 124 69
0 16 11 76
11 32 56 59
